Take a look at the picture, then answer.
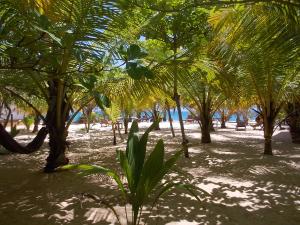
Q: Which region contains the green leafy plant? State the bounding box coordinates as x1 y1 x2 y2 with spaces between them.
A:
119 44 154 80
64 120 202 225
22 115 34 131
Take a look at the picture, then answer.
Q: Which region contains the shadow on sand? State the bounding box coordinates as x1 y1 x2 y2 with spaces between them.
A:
0 126 299 225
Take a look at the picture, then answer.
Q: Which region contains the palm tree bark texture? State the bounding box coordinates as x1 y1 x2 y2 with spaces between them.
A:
44 80 70 172
199 103 212 144
286 102 300 144
262 102 281 155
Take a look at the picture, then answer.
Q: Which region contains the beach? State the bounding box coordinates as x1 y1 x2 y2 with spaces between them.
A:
0 121 299 225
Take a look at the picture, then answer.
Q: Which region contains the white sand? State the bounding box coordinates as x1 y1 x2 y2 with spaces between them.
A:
0 121 299 225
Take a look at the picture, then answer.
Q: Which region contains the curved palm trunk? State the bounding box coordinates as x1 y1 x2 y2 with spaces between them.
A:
166 101 175 138
173 42 189 157
152 104 160 130
0 123 48 153
0 81 70 172
174 93 189 157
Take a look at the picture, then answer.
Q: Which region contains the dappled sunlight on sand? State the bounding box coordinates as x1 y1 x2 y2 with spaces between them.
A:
165 220 199 225
0 122 299 224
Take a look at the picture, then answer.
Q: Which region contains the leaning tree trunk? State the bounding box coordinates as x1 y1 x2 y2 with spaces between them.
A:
166 101 175 138
153 104 160 130
173 43 189 158
0 123 48 153
174 93 189 157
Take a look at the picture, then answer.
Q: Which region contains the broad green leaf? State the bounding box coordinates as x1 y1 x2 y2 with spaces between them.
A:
62 164 128 199
126 120 139 156
137 120 159 169
147 150 183 195
118 150 133 194
138 139 165 197
126 133 140 192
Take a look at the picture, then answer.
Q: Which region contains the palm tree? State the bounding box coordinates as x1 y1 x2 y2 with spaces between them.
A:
179 68 225 143
210 4 300 155
0 0 123 171
132 6 211 157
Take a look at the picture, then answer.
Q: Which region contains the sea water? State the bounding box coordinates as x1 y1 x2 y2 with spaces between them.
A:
72 108 257 122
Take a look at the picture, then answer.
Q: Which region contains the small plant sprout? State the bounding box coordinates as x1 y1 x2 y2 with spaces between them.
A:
63 120 204 225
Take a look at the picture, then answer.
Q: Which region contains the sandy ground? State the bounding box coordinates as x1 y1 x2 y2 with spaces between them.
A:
0 121 299 225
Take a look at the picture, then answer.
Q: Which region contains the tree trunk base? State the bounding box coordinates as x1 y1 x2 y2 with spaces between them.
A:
182 140 189 158
44 155 69 173
290 130 300 144
221 122 226 128
201 138 211 144
263 139 273 155
113 136 117 145
201 125 212 144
